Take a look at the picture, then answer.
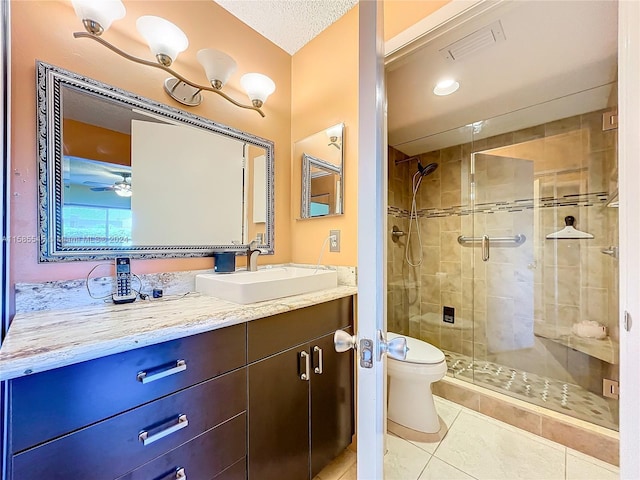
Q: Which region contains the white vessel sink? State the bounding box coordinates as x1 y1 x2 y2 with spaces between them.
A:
195 267 338 304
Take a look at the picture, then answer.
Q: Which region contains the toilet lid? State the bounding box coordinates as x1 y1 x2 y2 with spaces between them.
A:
387 332 445 365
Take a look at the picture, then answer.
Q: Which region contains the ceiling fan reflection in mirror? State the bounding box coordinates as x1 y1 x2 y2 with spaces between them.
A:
85 172 132 197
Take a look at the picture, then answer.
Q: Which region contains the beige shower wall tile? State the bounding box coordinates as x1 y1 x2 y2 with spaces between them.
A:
421 217 441 247
421 274 441 304
440 261 462 293
580 246 609 288
581 287 609 324
486 263 517 299
544 241 581 268
582 111 617 153
422 246 441 275
543 266 581 306
441 215 461 232
585 207 608 246
484 211 513 232
441 160 462 192
441 190 462 209
441 291 462 313
441 144 463 163
544 303 580 330
441 232 462 262
585 150 608 192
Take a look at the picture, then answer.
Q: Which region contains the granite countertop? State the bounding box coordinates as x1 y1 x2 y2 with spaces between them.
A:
0 286 357 382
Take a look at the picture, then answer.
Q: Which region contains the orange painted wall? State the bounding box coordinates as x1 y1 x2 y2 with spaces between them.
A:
384 0 451 40
63 119 130 166
290 6 359 267
290 1 451 267
10 1 291 288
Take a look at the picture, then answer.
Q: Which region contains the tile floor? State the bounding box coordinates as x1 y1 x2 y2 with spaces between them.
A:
444 350 618 431
314 396 619 480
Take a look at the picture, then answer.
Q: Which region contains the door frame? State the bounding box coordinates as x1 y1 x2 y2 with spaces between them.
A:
356 1 386 478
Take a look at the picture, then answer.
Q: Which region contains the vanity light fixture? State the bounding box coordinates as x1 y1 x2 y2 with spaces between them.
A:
326 124 343 149
70 0 275 117
433 78 460 96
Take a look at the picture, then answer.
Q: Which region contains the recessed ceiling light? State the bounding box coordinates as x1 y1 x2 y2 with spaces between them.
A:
433 79 460 96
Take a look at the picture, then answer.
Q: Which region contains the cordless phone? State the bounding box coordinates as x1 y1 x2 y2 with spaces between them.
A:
113 257 137 304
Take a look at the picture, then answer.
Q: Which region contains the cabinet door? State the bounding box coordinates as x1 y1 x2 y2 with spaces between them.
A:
248 346 310 480
310 329 354 477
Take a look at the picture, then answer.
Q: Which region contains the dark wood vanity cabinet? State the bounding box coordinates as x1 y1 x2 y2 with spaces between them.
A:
247 297 355 480
4 296 355 480
7 323 248 480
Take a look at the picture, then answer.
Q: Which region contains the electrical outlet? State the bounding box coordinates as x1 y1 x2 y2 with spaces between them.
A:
330 230 341 252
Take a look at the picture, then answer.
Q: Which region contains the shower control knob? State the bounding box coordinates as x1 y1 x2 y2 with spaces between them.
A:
334 330 357 352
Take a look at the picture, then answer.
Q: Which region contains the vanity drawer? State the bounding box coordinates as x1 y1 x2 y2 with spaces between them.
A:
10 323 246 453
248 296 353 362
116 414 246 480
213 458 247 480
11 368 247 480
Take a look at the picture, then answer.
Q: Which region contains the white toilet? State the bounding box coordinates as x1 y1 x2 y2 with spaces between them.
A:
387 332 447 433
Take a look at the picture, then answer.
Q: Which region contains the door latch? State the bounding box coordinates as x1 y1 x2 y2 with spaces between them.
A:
359 338 374 368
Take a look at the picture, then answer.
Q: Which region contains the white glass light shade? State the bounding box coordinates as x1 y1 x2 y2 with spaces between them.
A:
115 187 132 197
72 0 126 33
136 16 189 65
240 73 276 107
196 49 237 89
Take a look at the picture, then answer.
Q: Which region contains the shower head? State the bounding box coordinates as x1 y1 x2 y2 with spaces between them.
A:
417 161 438 177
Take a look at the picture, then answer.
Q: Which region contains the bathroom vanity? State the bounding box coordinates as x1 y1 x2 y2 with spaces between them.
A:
0 288 356 480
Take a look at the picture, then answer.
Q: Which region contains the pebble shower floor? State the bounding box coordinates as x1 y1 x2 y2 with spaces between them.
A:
443 350 618 431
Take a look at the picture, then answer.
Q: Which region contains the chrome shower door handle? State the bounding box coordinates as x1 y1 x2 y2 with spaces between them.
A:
482 235 490 261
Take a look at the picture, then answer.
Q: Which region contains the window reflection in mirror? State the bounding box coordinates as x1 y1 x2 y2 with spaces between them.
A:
296 123 344 219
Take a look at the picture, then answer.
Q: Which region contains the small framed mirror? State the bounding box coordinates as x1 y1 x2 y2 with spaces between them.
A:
297 123 344 219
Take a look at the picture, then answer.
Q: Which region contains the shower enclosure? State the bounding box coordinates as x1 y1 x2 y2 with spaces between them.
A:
387 89 619 431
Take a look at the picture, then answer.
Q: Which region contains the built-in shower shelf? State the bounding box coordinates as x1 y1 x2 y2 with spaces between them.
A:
534 327 618 364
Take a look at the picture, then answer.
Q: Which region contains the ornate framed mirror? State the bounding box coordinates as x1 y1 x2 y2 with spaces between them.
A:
37 61 274 261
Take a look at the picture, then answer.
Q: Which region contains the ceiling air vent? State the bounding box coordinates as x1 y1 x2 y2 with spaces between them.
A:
439 20 506 62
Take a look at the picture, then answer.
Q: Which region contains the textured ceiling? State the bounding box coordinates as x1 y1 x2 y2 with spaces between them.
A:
214 0 358 55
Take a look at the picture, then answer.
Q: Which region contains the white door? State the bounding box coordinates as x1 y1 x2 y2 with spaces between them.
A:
356 1 387 478
617 1 640 478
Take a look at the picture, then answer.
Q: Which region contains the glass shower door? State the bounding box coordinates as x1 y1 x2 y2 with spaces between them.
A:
468 104 619 430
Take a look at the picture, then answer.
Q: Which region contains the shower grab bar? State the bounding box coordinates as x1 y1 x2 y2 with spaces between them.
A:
457 234 526 246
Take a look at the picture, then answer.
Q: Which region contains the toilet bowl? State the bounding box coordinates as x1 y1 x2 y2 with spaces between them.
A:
387 332 447 433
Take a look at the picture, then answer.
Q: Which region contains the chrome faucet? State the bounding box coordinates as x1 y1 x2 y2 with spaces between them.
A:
247 239 261 271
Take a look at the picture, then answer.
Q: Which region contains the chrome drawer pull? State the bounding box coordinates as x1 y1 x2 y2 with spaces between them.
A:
139 414 189 446
313 346 323 374
175 467 187 480
137 360 187 384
